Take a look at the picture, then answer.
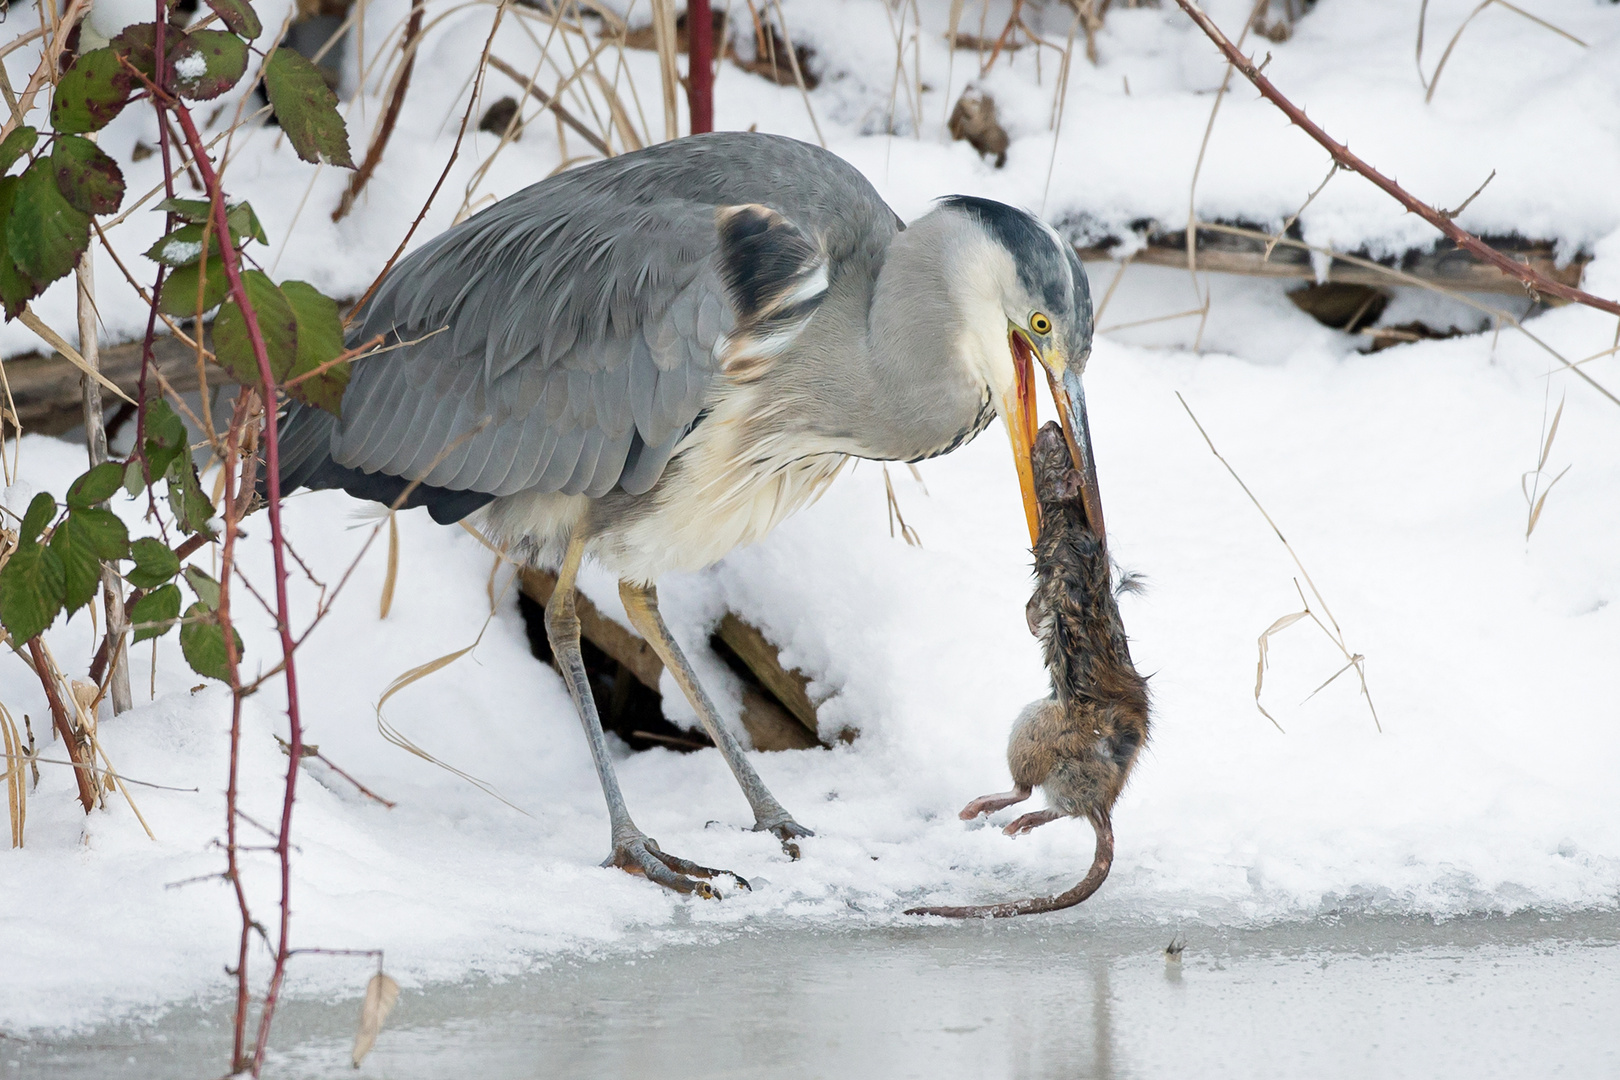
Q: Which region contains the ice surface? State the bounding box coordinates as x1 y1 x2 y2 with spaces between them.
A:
1 0 1617 1036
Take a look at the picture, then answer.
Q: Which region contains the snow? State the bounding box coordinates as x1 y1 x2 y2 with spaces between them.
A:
3 0 1619 1036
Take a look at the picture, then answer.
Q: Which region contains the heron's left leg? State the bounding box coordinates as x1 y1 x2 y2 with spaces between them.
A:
620 581 814 857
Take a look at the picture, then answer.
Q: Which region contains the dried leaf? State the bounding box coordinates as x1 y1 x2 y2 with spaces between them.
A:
1525 464 1571 538
351 972 400 1066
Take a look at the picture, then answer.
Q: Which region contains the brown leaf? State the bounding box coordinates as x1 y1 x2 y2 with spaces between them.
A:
351 971 400 1067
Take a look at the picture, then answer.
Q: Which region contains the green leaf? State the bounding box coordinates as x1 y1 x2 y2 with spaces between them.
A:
280 280 349 414
204 0 263 41
49 512 113 613
109 24 161 81
156 199 264 242
165 454 216 536
145 223 215 268
213 269 298 385
67 506 130 559
131 582 181 643
179 601 240 680
227 201 267 246
123 458 147 498
0 127 37 177
171 30 249 102
154 197 213 223
0 543 66 642
183 565 221 610
51 49 135 134
0 177 38 320
263 49 354 168
18 492 57 545
127 537 181 588
7 159 90 289
143 398 189 480
159 257 230 316
52 136 125 216
67 462 127 508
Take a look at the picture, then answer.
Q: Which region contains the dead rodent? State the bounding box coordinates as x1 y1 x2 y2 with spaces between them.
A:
948 87 1010 168
909 421 1149 918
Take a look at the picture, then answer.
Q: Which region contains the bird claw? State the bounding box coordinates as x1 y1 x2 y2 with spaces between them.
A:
754 815 814 860
606 834 748 897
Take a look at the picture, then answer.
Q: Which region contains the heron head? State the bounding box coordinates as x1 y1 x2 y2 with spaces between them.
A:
936 196 1102 547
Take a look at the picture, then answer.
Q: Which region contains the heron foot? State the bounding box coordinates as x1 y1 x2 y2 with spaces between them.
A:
753 814 814 860
605 833 750 898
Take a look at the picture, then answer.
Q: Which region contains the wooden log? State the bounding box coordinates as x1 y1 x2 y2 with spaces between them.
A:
713 612 821 737
1074 226 1588 300
518 568 821 752
5 330 218 437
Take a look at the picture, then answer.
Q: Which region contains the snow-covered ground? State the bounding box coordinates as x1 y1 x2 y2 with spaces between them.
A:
3 0 1618 1035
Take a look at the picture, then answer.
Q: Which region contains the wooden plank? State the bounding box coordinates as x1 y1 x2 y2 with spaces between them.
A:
4 330 219 437
714 612 821 738
1074 227 1587 300
518 569 820 751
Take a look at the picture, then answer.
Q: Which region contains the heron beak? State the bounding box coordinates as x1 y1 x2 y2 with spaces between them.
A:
1041 358 1106 543
1004 329 1042 546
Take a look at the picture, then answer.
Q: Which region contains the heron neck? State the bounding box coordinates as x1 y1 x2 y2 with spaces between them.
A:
809 218 993 462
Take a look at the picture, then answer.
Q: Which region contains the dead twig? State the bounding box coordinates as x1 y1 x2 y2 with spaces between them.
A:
334 0 427 222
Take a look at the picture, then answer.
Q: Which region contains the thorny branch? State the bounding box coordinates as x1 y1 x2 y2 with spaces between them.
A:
1171 0 1620 318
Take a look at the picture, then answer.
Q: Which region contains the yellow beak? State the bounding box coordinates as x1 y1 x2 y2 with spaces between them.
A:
1003 330 1106 546
1004 330 1042 546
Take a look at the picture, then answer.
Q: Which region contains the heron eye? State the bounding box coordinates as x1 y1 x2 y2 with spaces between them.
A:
1030 313 1052 335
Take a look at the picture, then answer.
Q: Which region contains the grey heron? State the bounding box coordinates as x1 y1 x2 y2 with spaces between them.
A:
279 132 1101 897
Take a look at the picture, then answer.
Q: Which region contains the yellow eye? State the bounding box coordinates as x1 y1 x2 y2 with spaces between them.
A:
1030 312 1052 335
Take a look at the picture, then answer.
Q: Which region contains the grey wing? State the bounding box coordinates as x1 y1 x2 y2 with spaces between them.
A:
296 134 898 507
332 197 723 501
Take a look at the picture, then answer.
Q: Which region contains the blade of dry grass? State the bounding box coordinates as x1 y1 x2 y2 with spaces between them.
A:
1177 392 1381 732
1 701 26 848
379 512 400 619
1425 0 1585 104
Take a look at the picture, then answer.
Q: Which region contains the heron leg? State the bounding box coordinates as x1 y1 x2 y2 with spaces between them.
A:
546 537 741 898
620 581 814 858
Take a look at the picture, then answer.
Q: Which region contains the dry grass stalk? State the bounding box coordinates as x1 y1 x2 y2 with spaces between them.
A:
649 0 682 140
380 512 400 618
1522 391 1568 539
1 701 27 848
1423 0 1585 104
882 464 922 546
1174 0 1620 318
769 2 824 148
1176 393 1381 732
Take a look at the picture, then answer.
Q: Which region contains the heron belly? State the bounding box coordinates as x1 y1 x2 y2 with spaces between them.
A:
596 447 847 584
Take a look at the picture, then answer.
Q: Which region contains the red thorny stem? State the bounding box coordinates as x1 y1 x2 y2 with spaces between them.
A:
1171 0 1620 318
168 101 305 1077
688 0 714 134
